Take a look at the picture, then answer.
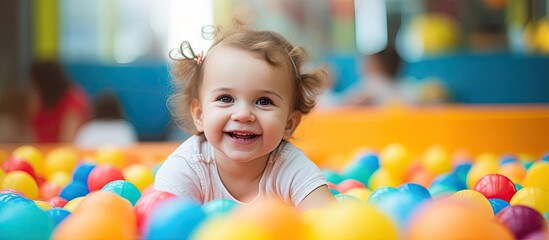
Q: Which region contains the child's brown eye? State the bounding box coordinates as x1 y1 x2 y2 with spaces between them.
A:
217 95 233 103
256 97 272 106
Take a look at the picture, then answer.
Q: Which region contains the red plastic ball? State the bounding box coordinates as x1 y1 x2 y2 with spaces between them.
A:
133 190 177 236
87 164 125 192
2 157 37 180
473 174 516 202
47 196 69 208
336 179 367 193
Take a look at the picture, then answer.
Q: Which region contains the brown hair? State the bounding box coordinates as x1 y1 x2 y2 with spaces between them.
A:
30 60 72 109
168 22 329 135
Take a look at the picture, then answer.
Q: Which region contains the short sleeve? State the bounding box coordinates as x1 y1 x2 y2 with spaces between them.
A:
275 145 328 206
154 152 204 202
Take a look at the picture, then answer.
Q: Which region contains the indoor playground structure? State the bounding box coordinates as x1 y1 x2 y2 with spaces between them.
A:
2 0 549 239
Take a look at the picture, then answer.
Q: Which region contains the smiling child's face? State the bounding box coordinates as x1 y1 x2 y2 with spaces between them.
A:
190 45 301 164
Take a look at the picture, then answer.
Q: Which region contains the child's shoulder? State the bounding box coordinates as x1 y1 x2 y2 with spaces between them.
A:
170 135 213 163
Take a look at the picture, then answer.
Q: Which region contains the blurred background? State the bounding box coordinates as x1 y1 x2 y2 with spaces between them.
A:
1 0 549 144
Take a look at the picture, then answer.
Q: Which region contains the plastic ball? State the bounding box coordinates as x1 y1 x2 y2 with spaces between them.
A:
143 198 206 240
44 147 78 177
134 190 177 236
341 152 379 187
499 154 518 166
87 164 125 192
406 198 513 240
496 205 547 239
379 143 412 178
421 144 452 175
232 198 305 240
336 179 366 193
473 174 517 202
47 171 71 188
202 198 238 218
72 162 96 185
399 183 432 202
101 180 141 206
306 202 398 240
488 198 510 215
63 196 84 212
191 215 274 240
54 191 137 240
452 162 472 187
368 186 399 205
429 173 466 197
39 181 62 200
451 189 494 217
322 169 344 184
1 171 39 199
523 161 549 192
0 192 33 205
523 161 535 170
0 200 54 240
47 208 71 227
2 157 37 180
11 145 44 176
498 162 526 184
34 200 53 210
376 191 426 229
123 163 154 192
469 153 499 184
369 168 401 190
403 163 436 189
60 181 89 201
94 146 126 169
48 196 69 208
510 186 549 214
343 188 372 203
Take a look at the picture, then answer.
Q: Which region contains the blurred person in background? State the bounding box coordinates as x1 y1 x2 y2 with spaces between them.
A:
340 47 418 106
74 89 138 149
30 60 91 143
0 82 34 143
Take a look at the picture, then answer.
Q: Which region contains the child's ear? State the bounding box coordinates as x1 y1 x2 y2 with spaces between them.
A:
283 110 302 139
190 99 204 132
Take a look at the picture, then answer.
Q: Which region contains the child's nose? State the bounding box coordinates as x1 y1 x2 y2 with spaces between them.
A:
231 104 256 122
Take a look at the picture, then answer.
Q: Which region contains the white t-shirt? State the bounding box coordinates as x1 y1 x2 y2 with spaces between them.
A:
154 135 327 206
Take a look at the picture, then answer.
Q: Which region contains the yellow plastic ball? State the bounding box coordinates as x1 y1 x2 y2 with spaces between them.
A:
450 189 494 218
410 13 462 54
44 147 79 177
191 216 274 240
307 202 398 240
422 144 452 175
466 153 499 188
64 196 86 213
12 145 44 176
1 171 39 199
533 17 549 53
343 188 372 204
34 200 53 210
522 161 549 192
369 168 401 190
510 186 549 214
123 164 154 192
379 143 412 178
95 146 126 169
48 171 72 188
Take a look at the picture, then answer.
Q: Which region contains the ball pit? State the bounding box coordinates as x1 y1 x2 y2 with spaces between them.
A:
0 143 548 240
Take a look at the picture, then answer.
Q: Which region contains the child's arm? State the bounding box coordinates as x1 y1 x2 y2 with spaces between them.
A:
297 185 336 212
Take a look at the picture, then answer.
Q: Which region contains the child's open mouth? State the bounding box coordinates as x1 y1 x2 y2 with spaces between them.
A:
227 132 258 141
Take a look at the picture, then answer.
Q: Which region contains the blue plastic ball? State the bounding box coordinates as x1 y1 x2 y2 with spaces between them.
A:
429 173 466 197
499 154 518 166
47 208 71 226
202 198 238 217
322 169 344 184
72 162 96 184
398 183 431 202
488 198 510 215
452 162 472 187
0 201 54 240
341 152 379 187
60 182 89 201
368 186 399 205
376 191 425 229
144 198 206 240
101 180 141 206
0 193 33 205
